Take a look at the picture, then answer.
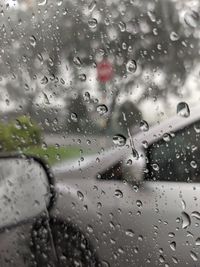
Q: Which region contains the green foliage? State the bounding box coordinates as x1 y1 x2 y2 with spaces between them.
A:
24 145 83 166
0 116 41 152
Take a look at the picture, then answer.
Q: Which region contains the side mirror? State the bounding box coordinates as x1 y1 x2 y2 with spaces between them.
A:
0 156 53 230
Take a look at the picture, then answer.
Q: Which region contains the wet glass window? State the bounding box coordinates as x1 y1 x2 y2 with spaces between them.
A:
146 121 200 182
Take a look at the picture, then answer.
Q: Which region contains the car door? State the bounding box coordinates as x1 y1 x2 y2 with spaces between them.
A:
114 119 200 266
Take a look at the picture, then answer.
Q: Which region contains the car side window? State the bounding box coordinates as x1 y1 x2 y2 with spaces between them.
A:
145 121 200 182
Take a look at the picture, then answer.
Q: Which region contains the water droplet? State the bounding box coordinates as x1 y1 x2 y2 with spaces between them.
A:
43 92 50 105
73 57 82 68
181 199 186 210
136 200 143 208
38 0 47 6
147 11 156 22
190 160 197 169
88 0 96 12
181 212 191 229
152 163 159 171
114 189 123 198
190 251 198 261
88 18 98 29
195 238 200 246
113 134 126 146
77 190 84 201
133 185 139 192
97 104 108 115
126 159 132 166
159 255 165 263
78 74 86 82
71 113 78 122
142 140 148 148
140 120 149 132
163 133 171 142
177 102 190 118
187 231 193 237
184 10 199 28
191 211 200 220
30 35 36 47
170 32 179 41
118 21 126 32
170 241 176 251
172 257 178 264
126 59 137 73
97 202 102 209
41 76 48 85
87 225 93 233
132 148 139 160
125 229 134 237
194 124 200 133
56 0 63 6
168 232 175 238
84 92 90 102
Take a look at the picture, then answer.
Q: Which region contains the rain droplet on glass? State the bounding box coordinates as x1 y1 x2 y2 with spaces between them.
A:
177 102 190 118
170 32 179 41
88 18 98 29
113 134 126 147
114 189 123 198
71 113 78 122
126 59 137 73
140 120 149 132
184 10 199 28
181 211 191 229
97 104 108 115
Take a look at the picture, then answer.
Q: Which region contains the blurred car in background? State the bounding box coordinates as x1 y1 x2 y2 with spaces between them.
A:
1 0 200 266
49 104 200 266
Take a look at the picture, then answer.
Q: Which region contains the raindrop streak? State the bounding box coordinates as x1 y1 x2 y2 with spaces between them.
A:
170 241 176 251
97 104 108 115
113 134 126 146
126 60 137 73
181 199 186 210
181 212 191 229
88 0 96 12
43 92 50 105
190 251 198 261
88 18 98 29
191 211 200 220
140 120 149 132
114 189 123 198
184 10 199 28
177 102 190 118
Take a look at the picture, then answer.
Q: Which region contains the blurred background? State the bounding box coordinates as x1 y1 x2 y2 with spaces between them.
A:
0 0 200 165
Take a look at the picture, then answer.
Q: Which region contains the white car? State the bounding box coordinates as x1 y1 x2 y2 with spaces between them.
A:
42 105 200 267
